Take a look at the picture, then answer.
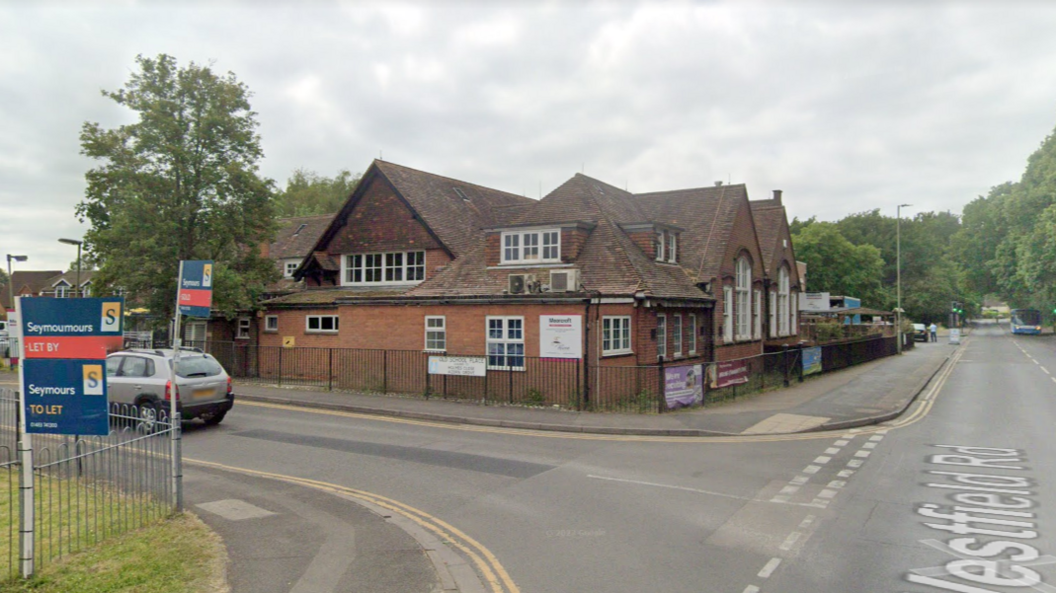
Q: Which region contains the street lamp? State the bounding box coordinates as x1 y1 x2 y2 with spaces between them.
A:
58 238 82 298
6 254 28 313
896 204 911 354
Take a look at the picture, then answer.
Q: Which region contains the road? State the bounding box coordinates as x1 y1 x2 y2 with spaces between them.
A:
181 322 1056 593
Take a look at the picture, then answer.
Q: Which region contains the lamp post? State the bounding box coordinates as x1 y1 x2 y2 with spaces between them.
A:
58 238 82 298
6 254 28 313
896 204 911 354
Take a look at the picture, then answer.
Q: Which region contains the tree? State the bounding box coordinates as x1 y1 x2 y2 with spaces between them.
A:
276 168 360 217
792 222 886 306
77 54 278 324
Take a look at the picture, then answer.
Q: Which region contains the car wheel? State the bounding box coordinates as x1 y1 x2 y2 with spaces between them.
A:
136 399 162 433
202 410 227 426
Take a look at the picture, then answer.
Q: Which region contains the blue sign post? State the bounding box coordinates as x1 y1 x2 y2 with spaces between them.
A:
178 260 213 318
17 297 124 435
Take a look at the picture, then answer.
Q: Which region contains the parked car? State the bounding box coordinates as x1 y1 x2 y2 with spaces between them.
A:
106 348 234 430
912 323 928 342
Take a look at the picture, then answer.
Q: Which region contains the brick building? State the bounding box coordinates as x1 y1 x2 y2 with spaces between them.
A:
749 190 802 346
255 160 797 380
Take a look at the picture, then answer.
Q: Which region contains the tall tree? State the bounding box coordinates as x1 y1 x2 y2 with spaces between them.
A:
276 168 360 217
792 222 886 306
77 54 278 323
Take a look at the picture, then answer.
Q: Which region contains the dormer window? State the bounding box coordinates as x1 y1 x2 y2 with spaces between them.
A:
501 229 560 264
343 251 426 286
655 230 677 263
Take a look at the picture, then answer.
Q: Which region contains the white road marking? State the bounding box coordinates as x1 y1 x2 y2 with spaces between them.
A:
825 447 840 455
742 586 760 593
838 469 855 478
1043 367 1051 375
779 485 799 495
770 494 791 503
758 558 782 578
779 531 803 551
586 475 751 501
835 439 850 446
804 465 821 474
847 459 864 468
814 456 832 464
854 450 872 458
869 435 884 442
827 480 846 489
790 475 809 486
799 514 816 528
818 489 838 499
863 442 877 449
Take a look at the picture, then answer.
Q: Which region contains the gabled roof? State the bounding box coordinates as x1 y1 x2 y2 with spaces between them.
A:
12 270 64 295
749 202 786 272
636 184 753 282
511 173 646 227
48 270 96 288
270 215 334 260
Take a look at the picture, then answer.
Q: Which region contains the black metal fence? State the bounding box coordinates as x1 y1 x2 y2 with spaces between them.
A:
184 335 899 414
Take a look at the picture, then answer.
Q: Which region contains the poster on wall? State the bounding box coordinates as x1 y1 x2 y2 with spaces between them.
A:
539 315 582 359
664 364 704 409
711 359 750 389
802 346 822 376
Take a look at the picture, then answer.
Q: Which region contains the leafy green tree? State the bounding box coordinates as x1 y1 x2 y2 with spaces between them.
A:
949 183 1013 297
792 222 886 306
77 54 278 324
276 168 360 217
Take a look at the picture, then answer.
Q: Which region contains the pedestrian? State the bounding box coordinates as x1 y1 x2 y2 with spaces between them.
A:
929 322 937 342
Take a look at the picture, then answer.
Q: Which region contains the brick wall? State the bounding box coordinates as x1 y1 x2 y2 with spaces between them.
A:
327 180 442 255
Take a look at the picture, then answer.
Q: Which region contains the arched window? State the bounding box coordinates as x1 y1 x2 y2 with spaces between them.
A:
778 265 790 336
736 256 752 340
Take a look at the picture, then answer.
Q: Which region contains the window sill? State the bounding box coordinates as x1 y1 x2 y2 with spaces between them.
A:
305 331 339 335
263 329 278 334
602 350 634 358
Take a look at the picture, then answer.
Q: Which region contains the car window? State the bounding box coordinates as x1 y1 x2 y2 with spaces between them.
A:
118 356 152 378
106 356 123 377
173 355 223 378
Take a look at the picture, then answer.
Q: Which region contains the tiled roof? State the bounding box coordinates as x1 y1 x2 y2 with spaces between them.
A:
511 173 646 227
11 270 64 296
749 203 787 273
270 215 334 260
636 184 748 282
46 270 97 287
265 286 414 306
374 161 536 257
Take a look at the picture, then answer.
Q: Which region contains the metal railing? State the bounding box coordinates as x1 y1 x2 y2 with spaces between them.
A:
183 336 899 414
0 389 179 581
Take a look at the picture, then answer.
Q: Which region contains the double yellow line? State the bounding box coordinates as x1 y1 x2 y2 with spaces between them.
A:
186 457 520 593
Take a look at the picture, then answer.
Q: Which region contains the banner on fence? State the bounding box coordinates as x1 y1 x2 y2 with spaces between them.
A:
539 315 582 359
17 297 124 435
429 355 487 377
664 364 703 409
711 359 749 389
802 346 822 376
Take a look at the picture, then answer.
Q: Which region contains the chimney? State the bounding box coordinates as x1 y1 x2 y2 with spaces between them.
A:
714 181 724 187
772 189 783 204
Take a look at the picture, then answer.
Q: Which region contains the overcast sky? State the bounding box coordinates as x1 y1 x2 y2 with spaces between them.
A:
3 0 1056 273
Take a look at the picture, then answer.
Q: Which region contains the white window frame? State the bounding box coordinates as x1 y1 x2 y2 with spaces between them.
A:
425 316 446 352
667 233 677 263
791 291 799 335
186 321 207 344
284 260 300 278
236 317 251 340
688 314 697 355
672 314 683 357
500 229 561 264
55 281 70 298
723 286 733 343
657 314 667 360
486 316 525 370
82 283 91 297
753 289 762 340
602 316 632 356
736 257 752 341
342 251 426 286
769 290 777 338
306 315 339 334
264 315 278 333
655 231 665 262
778 266 791 336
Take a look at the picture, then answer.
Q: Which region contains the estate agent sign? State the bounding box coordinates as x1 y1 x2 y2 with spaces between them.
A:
17 297 124 435
539 315 582 359
177 260 213 318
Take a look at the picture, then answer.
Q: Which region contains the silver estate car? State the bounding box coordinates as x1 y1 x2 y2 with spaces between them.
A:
106 348 234 428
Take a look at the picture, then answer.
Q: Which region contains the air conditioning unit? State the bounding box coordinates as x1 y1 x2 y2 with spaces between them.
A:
549 269 579 293
508 274 526 294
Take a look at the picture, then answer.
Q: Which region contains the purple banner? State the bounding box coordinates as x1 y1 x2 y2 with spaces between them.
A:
664 364 704 409
712 359 750 389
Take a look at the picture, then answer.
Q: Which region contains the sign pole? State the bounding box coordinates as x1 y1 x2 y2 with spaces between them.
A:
171 261 184 512
14 296 33 578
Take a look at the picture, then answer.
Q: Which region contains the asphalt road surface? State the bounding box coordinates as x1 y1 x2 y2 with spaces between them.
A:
181 321 1056 593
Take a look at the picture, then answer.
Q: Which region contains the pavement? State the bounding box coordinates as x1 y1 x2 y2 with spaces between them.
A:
0 335 959 593
233 338 955 438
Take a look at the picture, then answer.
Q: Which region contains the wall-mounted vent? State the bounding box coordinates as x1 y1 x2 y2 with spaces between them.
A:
508 274 526 294
549 269 579 293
